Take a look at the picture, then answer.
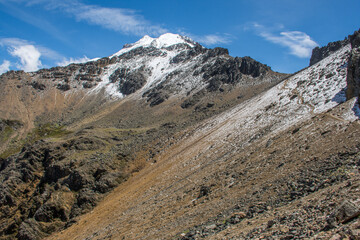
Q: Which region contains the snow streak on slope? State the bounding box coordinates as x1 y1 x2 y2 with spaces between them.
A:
190 44 353 153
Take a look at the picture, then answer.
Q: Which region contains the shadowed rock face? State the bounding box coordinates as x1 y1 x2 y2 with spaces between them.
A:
310 39 349 66
201 56 270 92
0 136 129 239
109 67 147 95
346 29 360 100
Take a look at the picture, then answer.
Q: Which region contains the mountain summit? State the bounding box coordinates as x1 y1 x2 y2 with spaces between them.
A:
112 33 197 57
0 30 360 239
0 33 285 238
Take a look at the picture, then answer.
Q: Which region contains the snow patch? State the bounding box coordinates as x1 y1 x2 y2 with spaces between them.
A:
111 33 195 57
187 44 354 155
90 63 124 99
91 35 206 98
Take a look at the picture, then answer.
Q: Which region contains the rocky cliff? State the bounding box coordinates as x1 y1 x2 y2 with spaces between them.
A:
310 38 349 66
346 29 360 100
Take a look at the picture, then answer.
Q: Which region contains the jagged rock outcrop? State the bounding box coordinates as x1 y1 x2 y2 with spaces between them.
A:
310 38 349 66
346 29 360 100
109 67 147 95
0 136 130 239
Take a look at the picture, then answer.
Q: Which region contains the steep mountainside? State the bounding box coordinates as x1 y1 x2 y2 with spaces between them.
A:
47 31 360 240
1 29 360 239
0 34 283 145
0 34 285 239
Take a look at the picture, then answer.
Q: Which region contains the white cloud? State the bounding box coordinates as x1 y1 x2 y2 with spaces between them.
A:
178 30 232 46
9 45 42 72
0 60 10 74
72 6 167 36
12 0 168 36
4 0 229 48
37 45 63 60
0 38 42 72
260 31 318 58
194 34 231 45
0 37 65 71
57 56 92 66
0 38 28 47
252 23 318 58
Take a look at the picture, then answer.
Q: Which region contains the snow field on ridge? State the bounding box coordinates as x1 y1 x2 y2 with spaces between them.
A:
91 39 205 99
189 44 355 156
111 33 196 57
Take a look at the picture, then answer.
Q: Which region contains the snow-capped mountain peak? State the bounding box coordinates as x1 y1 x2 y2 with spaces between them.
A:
111 33 196 57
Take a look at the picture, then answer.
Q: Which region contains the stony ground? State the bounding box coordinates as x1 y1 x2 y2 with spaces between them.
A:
1 30 359 240
0 67 283 239
46 92 360 240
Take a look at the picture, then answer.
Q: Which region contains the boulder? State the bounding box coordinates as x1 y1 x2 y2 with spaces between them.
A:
34 190 75 222
327 200 360 227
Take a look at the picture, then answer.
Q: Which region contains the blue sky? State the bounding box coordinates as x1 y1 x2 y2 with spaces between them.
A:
0 0 359 74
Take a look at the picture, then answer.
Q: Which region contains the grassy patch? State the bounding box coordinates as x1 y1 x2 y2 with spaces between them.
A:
0 126 14 143
0 122 71 159
0 145 22 159
33 123 71 140
0 119 22 144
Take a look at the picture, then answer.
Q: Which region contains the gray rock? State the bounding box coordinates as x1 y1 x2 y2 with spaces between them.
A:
346 29 360 100
327 200 360 227
17 219 47 240
30 81 46 91
33 190 75 222
56 83 71 91
350 29 360 48
109 67 147 95
310 39 349 66
64 170 93 191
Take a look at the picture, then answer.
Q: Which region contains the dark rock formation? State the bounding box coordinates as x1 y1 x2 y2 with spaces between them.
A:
181 90 205 109
202 56 270 91
237 56 270 77
346 29 360 100
109 67 147 95
30 81 46 91
144 90 169 107
56 83 70 91
0 137 129 239
201 47 228 63
82 82 94 89
310 39 349 66
117 46 163 61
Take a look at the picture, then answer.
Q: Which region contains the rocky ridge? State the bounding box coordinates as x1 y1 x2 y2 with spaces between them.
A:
0 34 285 239
1 30 360 239
45 30 360 240
346 29 360 100
0 34 282 131
310 38 349 66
